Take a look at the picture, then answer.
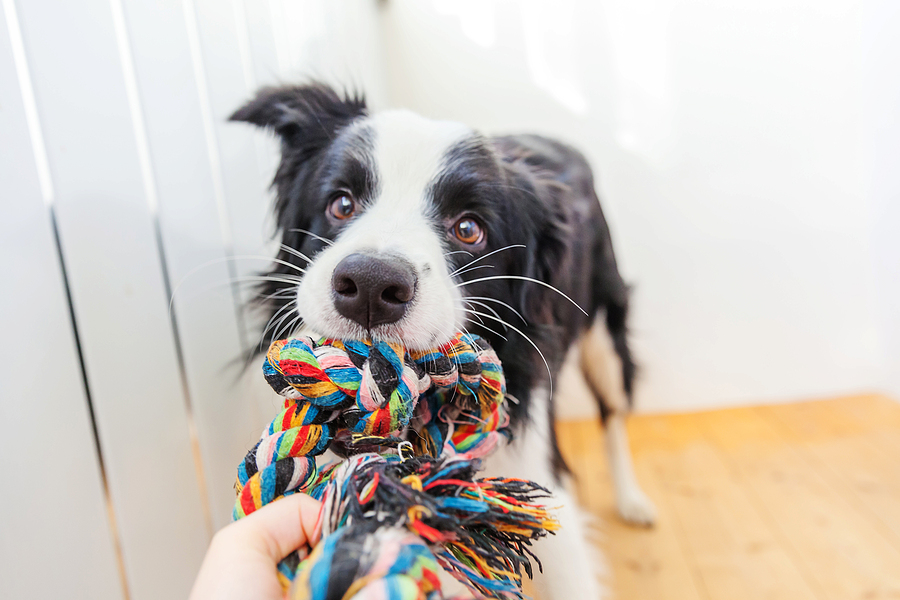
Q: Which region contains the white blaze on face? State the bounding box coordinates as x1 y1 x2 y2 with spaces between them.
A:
296 109 472 349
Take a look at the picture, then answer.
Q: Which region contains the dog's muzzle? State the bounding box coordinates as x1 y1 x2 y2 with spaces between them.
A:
331 253 417 330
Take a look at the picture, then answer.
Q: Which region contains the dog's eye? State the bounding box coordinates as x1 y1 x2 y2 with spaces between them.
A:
452 217 485 245
328 193 356 220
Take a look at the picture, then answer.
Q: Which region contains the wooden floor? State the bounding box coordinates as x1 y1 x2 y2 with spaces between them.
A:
556 395 900 600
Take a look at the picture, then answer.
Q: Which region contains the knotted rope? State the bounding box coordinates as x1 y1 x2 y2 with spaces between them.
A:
291 453 557 600
234 332 554 599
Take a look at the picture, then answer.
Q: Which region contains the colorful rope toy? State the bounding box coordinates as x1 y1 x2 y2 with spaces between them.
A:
234 332 557 599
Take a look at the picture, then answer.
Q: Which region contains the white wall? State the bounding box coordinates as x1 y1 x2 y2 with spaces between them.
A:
0 1 385 599
380 0 900 415
864 1 900 406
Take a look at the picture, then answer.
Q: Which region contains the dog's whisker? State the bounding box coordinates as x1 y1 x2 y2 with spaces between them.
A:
270 320 291 347
450 244 526 277
258 285 300 295
456 304 510 346
456 275 588 316
285 313 304 339
168 255 302 314
271 309 301 346
462 295 528 325
222 253 308 274
462 306 487 327
258 300 297 351
452 264 494 278
263 305 295 346
170 275 302 311
460 308 508 341
462 299 507 330
462 298 503 324
288 228 334 246
255 288 297 303
466 309 554 400
278 315 301 343
261 299 295 333
444 250 473 258
279 244 314 265
261 257 307 275
230 275 304 286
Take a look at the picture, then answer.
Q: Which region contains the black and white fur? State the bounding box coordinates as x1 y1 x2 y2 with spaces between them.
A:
232 83 656 599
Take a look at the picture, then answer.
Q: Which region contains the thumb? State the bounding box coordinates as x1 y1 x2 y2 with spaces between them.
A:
225 493 323 562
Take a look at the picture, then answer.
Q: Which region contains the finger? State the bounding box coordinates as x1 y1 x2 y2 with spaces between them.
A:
228 493 322 562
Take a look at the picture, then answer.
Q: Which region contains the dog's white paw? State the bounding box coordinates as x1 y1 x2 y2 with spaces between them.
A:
616 489 657 526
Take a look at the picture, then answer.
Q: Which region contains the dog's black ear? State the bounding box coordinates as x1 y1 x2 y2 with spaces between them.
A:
230 83 367 230
229 83 366 147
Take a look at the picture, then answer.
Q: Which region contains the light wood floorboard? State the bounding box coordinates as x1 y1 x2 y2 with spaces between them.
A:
556 395 900 600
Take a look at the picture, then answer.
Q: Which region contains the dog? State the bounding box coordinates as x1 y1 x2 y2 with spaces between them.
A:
231 83 656 599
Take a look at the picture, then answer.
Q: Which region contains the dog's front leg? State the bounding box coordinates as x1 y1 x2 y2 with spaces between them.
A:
482 389 606 600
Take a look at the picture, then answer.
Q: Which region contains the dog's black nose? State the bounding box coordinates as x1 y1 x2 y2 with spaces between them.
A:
331 253 416 329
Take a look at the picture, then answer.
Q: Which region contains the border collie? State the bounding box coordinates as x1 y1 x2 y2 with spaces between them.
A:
232 83 656 599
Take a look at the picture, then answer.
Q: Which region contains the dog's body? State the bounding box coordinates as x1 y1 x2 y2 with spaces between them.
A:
233 84 655 599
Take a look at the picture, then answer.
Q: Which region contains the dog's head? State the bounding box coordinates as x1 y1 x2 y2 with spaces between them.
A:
233 84 569 353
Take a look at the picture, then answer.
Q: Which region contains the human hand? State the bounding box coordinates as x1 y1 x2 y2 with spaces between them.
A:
189 494 322 600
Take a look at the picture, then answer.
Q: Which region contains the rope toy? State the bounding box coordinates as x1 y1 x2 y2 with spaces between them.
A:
234 332 557 599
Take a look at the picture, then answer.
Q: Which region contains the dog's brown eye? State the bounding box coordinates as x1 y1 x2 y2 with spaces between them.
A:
328 193 356 220
452 217 484 245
